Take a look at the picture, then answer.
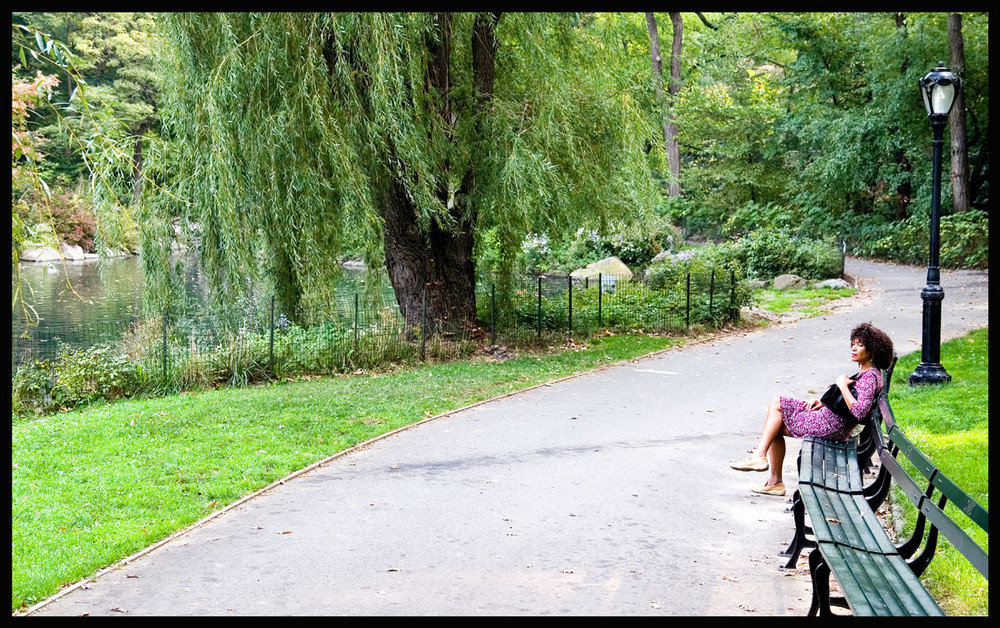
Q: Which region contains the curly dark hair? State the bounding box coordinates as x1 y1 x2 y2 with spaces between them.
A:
851 322 894 370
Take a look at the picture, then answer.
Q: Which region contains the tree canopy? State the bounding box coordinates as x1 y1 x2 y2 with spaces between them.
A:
13 12 989 327
150 12 662 327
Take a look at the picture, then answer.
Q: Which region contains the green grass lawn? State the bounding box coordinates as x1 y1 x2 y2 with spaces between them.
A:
886 327 988 615
753 285 857 317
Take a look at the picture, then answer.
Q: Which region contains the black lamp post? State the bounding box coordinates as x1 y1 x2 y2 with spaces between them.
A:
909 62 959 386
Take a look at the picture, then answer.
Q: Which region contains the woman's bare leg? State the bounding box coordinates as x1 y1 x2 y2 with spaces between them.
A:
748 396 790 485
750 396 785 459
766 434 785 486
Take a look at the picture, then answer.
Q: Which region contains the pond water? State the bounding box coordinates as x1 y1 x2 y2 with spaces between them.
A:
10 255 380 369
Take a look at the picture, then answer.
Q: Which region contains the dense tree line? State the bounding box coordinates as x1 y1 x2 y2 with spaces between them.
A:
12 12 989 328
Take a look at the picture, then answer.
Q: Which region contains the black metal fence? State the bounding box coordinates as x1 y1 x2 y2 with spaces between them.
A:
12 267 743 392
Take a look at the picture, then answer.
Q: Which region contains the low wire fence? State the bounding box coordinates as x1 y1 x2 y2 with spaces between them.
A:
11 266 746 415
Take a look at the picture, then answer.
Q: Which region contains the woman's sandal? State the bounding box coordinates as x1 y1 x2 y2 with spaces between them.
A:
751 482 786 496
729 456 769 472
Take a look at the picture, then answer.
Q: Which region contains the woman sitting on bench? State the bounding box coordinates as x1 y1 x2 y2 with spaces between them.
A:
729 322 894 496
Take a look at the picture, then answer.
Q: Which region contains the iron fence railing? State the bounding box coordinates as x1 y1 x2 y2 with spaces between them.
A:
12 267 744 390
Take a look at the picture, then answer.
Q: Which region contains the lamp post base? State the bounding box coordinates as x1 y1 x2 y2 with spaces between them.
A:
908 362 952 386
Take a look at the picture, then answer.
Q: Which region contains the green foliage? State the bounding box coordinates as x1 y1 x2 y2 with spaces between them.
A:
514 216 681 276
664 12 988 270
148 12 664 324
716 228 843 280
855 209 989 269
12 345 147 416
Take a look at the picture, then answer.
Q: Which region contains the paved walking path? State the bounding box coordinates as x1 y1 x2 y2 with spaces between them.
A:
28 258 988 616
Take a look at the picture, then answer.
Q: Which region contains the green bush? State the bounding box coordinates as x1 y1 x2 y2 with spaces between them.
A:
646 248 754 320
851 209 988 270
517 217 682 275
12 346 148 416
11 360 59 416
721 200 793 237
53 345 144 404
717 228 842 280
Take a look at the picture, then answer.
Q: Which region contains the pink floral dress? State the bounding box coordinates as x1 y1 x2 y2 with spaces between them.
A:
780 368 883 442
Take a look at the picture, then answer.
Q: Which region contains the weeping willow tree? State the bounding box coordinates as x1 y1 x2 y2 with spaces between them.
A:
150 12 661 330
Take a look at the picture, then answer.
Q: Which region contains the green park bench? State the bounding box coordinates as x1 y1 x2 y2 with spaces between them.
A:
780 358 989 616
780 356 898 570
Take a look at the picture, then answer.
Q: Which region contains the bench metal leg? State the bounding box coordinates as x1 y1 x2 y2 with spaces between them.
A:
864 463 893 512
780 490 814 569
807 549 832 617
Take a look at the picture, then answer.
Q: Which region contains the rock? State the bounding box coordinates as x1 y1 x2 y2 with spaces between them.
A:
741 306 779 323
60 242 85 261
650 250 672 265
773 274 808 290
341 260 367 270
746 279 769 290
570 256 633 281
814 278 850 290
20 246 61 262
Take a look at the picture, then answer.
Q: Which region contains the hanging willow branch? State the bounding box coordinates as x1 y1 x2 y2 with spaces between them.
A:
152 12 661 326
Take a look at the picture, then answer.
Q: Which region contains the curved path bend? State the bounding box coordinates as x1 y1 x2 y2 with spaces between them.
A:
28 258 988 616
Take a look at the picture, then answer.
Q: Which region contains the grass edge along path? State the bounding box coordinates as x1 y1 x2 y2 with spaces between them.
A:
885 327 988 616
13 330 714 613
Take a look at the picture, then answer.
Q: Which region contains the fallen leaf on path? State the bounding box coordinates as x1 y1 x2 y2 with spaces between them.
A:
111 608 127 613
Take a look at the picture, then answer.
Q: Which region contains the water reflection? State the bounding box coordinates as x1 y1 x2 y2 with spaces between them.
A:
11 255 384 368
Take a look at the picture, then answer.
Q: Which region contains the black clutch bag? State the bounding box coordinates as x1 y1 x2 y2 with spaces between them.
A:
820 373 860 423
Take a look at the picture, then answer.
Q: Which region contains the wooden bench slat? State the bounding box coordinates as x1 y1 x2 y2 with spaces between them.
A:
887 425 989 534
819 545 944 616
799 438 864 494
801 485 897 554
879 448 990 579
877 551 947 615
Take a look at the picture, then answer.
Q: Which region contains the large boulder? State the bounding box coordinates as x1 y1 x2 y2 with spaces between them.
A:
570 256 633 281
60 242 86 261
814 278 851 290
773 274 809 290
19 246 61 262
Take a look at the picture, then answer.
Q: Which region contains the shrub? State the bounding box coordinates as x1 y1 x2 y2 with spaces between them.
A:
723 228 842 280
12 345 147 416
851 209 988 270
45 192 98 252
51 345 145 406
11 360 59 416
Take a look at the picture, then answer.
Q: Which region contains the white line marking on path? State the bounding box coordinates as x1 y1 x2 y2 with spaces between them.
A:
633 369 683 375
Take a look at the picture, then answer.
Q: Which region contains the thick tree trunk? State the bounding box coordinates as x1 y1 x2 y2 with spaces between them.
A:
893 13 912 221
948 13 970 213
646 13 682 197
380 177 477 333
379 12 499 334
666 12 683 197
646 12 680 196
